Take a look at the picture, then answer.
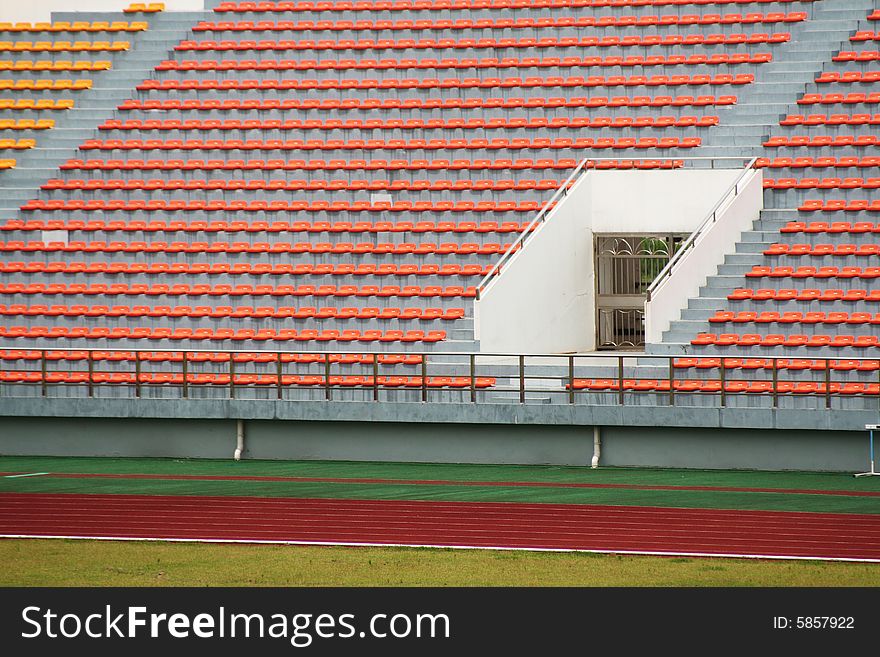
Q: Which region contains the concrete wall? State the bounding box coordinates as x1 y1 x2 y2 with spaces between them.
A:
476 167 746 353
0 415 870 472
1 1 204 23
475 172 595 353
645 167 764 344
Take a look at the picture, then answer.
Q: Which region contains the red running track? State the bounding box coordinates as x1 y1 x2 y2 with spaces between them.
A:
2 493 879 562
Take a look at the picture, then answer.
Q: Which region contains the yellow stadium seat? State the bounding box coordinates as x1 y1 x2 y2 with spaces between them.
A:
71 22 91 31
16 139 35 148
13 42 34 51
93 61 112 70
52 41 71 50
71 41 90 51
0 159 17 169
0 120 15 129
90 22 111 31
35 119 54 129
55 99 74 109
71 80 92 90
15 119 35 129
147 3 166 11
124 4 147 12
13 23 33 31
130 22 149 31
51 22 71 31
111 41 130 50
110 22 130 31
33 23 53 32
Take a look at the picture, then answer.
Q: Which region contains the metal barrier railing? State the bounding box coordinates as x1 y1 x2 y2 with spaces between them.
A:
1 347 879 411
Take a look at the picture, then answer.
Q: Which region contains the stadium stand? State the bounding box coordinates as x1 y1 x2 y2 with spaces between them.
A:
0 0 878 470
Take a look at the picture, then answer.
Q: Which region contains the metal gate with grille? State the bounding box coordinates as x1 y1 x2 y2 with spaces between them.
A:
595 234 686 350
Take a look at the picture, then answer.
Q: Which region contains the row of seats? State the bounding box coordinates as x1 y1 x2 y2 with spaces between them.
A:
834 51 880 62
0 218 533 233
134 74 755 90
40 178 565 191
0 119 54 130
0 240 515 255
157 53 772 71
76 136 704 150
58 157 685 171
690 333 880 347
0 350 424 364
764 243 880 256
0 371 495 388
98 116 720 130
816 71 880 84
0 325 448 342
728 288 880 301
710 310 880 324
745 265 880 278
0 99 74 110
569 378 879 394
0 22 147 33
798 92 880 105
780 221 880 234
0 79 92 90
173 33 792 50
0 282 479 298
755 156 880 168
779 114 880 126
674 357 880 371
0 259 493 274
0 60 112 71
190 13 808 31
798 199 880 212
763 135 879 147
0 304 466 320
851 32 880 42
0 42 130 52
118 95 737 110
21 198 551 211
212 0 821 13
0 139 34 149
764 178 880 190
124 3 165 12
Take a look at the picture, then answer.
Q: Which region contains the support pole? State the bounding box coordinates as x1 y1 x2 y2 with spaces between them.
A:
591 426 601 469
234 419 245 461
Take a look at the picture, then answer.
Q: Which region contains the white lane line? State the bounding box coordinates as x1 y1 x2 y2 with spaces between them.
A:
4 472 49 479
0 534 878 563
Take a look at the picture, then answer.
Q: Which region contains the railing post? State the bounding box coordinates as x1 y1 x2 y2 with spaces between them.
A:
519 355 525 404
229 356 236 400
276 352 283 400
182 351 188 399
668 356 674 406
373 354 379 402
41 350 47 398
719 358 726 408
568 355 574 404
618 355 624 406
469 353 476 404
135 352 141 398
421 354 428 403
324 355 331 401
87 351 94 398
825 361 831 410
772 358 778 409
